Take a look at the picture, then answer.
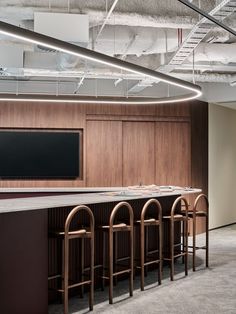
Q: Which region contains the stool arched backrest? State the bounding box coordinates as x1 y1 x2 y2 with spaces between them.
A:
140 199 162 264
109 201 134 228
63 205 95 314
171 196 189 217
64 204 95 237
192 193 209 271
140 198 162 290
105 201 134 304
163 196 189 281
108 200 134 279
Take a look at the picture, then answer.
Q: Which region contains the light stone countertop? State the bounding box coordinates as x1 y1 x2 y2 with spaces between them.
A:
0 187 201 214
0 187 126 193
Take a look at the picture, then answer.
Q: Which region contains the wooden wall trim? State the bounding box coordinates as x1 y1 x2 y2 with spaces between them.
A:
86 114 190 122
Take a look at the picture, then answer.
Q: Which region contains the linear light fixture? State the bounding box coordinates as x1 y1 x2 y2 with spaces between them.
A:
0 20 202 104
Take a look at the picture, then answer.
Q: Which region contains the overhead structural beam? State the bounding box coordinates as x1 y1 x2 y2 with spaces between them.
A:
177 0 236 37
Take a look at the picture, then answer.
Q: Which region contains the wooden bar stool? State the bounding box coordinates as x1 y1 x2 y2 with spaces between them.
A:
163 196 189 281
100 201 134 304
48 205 94 314
189 194 209 271
135 198 162 290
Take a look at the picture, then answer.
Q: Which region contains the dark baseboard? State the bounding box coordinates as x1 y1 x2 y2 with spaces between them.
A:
209 222 236 231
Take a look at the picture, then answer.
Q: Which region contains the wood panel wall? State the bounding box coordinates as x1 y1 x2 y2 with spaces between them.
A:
122 122 155 186
155 122 191 186
0 100 208 196
86 120 122 187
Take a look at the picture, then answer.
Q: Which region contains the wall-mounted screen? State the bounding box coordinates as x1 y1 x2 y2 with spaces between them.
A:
0 130 81 179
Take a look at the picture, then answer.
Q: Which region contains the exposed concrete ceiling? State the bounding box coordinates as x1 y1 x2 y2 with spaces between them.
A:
0 0 236 106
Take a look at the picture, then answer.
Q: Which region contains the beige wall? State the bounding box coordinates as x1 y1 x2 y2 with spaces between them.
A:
209 103 236 229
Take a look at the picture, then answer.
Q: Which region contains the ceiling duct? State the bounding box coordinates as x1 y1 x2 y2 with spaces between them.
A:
34 12 89 49
188 42 236 64
0 43 24 68
34 12 89 68
90 26 189 56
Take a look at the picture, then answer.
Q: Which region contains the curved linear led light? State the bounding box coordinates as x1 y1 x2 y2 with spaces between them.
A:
0 20 202 104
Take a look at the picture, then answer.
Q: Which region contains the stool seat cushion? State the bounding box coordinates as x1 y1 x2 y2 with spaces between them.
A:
188 211 207 217
136 218 156 223
49 229 87 237
163 214 184 219
57 229 87 236
101 223 127 229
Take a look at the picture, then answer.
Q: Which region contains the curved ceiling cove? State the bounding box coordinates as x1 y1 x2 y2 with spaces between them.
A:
0 20 202 104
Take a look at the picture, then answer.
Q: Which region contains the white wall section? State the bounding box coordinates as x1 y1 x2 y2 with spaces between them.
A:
209 103 236 229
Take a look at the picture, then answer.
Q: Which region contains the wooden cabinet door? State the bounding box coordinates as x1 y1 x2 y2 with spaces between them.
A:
155 122 191 187
86 120 122 187
123 122 155 186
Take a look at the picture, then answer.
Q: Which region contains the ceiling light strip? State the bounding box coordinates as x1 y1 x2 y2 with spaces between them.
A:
0 93 199 105
0 20 202 104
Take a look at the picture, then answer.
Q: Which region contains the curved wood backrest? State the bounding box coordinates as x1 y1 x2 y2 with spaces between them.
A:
193 193 209 214
63 204 95 313
64 204 95 237
141 198 162 223
171 196 189 218
109 201 134 228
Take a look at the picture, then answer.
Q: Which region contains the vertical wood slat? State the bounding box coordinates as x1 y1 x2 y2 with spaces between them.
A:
155 122 191 187
86 120 123 187
122 122 155 186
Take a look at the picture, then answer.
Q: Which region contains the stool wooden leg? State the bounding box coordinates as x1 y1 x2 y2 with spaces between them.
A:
101 231 106 291
109 229 114 304
80 238 84 298
193 215 196 271
140 223 145 291
57 239 65 304
89 236 94 311
182 220 185 264
158 224 162 285
133 226 136 280
184 219 188 276
129 228 134 297
144 226 148 277
114 232 118 286
63 238 69 314
206 215 209 268
170 220 174 281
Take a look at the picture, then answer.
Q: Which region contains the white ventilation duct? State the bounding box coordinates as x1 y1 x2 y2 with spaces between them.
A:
171 72 234 83
0 6 197 29
0 43 24 68
89 25 189 56
188 43 236 64
34 12 89 44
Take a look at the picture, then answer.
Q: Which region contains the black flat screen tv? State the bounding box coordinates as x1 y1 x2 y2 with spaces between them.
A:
0 130 80 179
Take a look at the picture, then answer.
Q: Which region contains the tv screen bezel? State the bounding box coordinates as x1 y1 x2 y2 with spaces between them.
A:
0 128 83 180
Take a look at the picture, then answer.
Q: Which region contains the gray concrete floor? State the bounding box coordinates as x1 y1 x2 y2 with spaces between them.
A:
49 224 236 314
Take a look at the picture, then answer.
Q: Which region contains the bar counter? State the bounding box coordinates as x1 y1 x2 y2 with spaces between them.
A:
0 187 200 213
0 187 200 314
